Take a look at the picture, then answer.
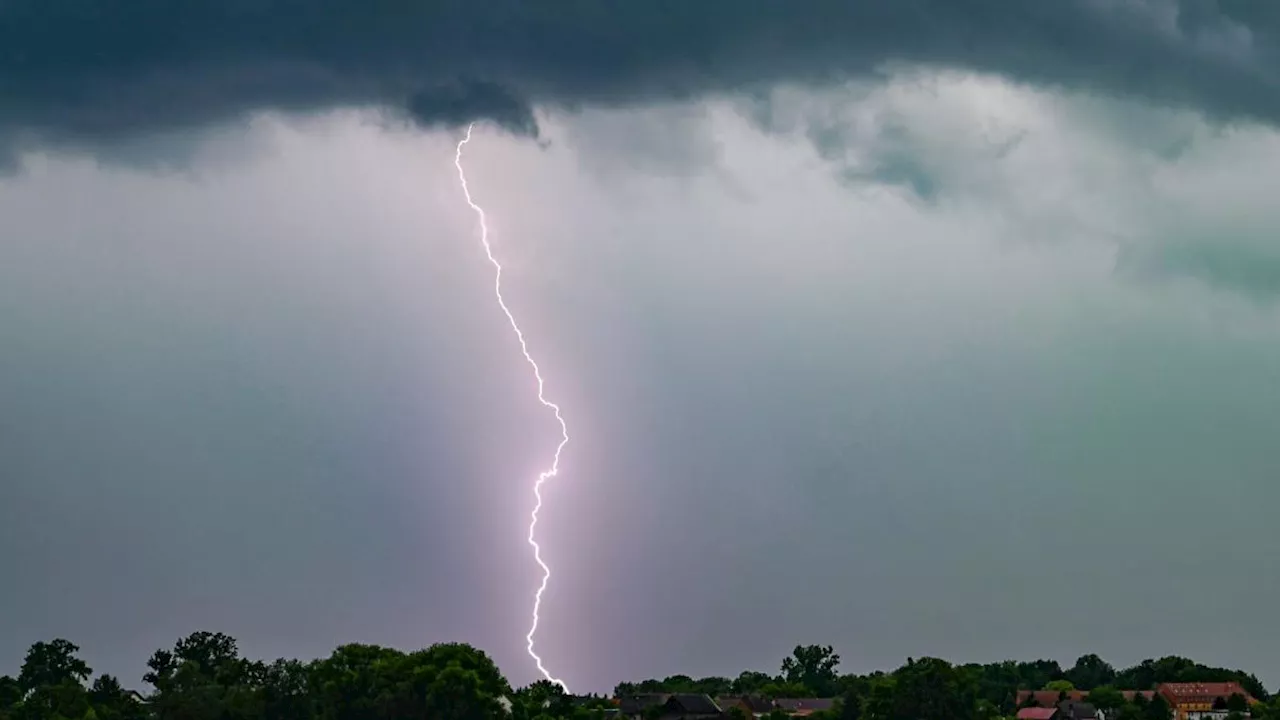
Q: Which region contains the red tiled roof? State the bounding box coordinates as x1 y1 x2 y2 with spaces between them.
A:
1017 689 1162 707
1018 691 1089 707
1158 683 1254 704
1018 708 1059 720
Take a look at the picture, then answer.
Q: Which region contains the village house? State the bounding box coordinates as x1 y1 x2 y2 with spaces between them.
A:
617 693 724 720
1018 707 1060 720
715 695 776 718
1016 698 1098 720
1016 682 1257 720
1017 690 1159 709
1157 682 1256 720
1058 699 1099 720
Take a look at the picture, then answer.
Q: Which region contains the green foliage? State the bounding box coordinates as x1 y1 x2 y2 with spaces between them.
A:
733 671 775 695
421 662 500 720
760 681 813 699
1113 658 1268 700
0 676 22 710
862 657 978 720
782 645 842 697
1115 701 1146 720
1065 655 1117 691
257 659 310 720
11 681 92 720
19 641 92 694
515 679 572 719
5 635 1277 720
88 675 144 720
8 640 94 720
143 632 262 720
307 641 509 720
1145 694 1173 720
1089 686 1126 711
1044 680 1076 692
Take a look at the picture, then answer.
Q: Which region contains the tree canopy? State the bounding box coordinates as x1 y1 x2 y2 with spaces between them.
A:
1 636 1275 720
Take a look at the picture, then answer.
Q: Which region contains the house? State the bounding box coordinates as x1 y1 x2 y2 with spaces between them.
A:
619 694 672 718
1157 683 1256 720
660 694 724 719
773 698 839 716
618 693 723 720
716 696 776 717
1058 700 1098 720
1018 708 1060 720
1016 690 1157 710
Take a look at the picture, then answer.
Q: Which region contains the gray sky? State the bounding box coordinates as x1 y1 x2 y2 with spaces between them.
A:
4 0 1280 696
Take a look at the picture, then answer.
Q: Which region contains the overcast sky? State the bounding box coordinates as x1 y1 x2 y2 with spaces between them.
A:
4 0 1280 695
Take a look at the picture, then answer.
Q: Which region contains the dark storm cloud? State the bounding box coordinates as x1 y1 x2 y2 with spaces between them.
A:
2 0 1280 155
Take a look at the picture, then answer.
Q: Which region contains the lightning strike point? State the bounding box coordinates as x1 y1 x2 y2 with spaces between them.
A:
454 122 571 692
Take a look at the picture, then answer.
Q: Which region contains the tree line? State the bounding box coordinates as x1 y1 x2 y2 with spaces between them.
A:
620 647 1274 720
2 634 1277 720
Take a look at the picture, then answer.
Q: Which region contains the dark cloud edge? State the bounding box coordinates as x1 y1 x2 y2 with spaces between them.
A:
1 0 1279 161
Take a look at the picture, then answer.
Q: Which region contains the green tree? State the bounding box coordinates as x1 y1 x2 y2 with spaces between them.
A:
18 641 92 694
1144 695 1172 720
1089 686 1125 713
516 679 571 719
11 682 90 720
781 645 841 697
143 632 262 720
9 641 93 720
865 658 977 720
414 644 510 700
1044 681 1076 693
259 659 311 720
1065 656 1116 691
89 675 144 720
760 681 812 699
310 644 402 720
836 675 870 720
692 677 733 697
423 663 501 720
1115 702 1145 720
732 672 775 695
0 677 21 710
660 675 695 693
1016 662 1065 693
1227 694 1249 714
963 662 1023 713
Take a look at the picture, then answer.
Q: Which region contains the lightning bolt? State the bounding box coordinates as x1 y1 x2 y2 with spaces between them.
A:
454 122 571 692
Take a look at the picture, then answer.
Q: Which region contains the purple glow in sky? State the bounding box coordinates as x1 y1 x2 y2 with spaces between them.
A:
455 122 571 690
6 0 1280 696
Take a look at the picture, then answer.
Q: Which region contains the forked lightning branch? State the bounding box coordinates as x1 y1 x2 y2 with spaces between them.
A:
454 123 571 691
